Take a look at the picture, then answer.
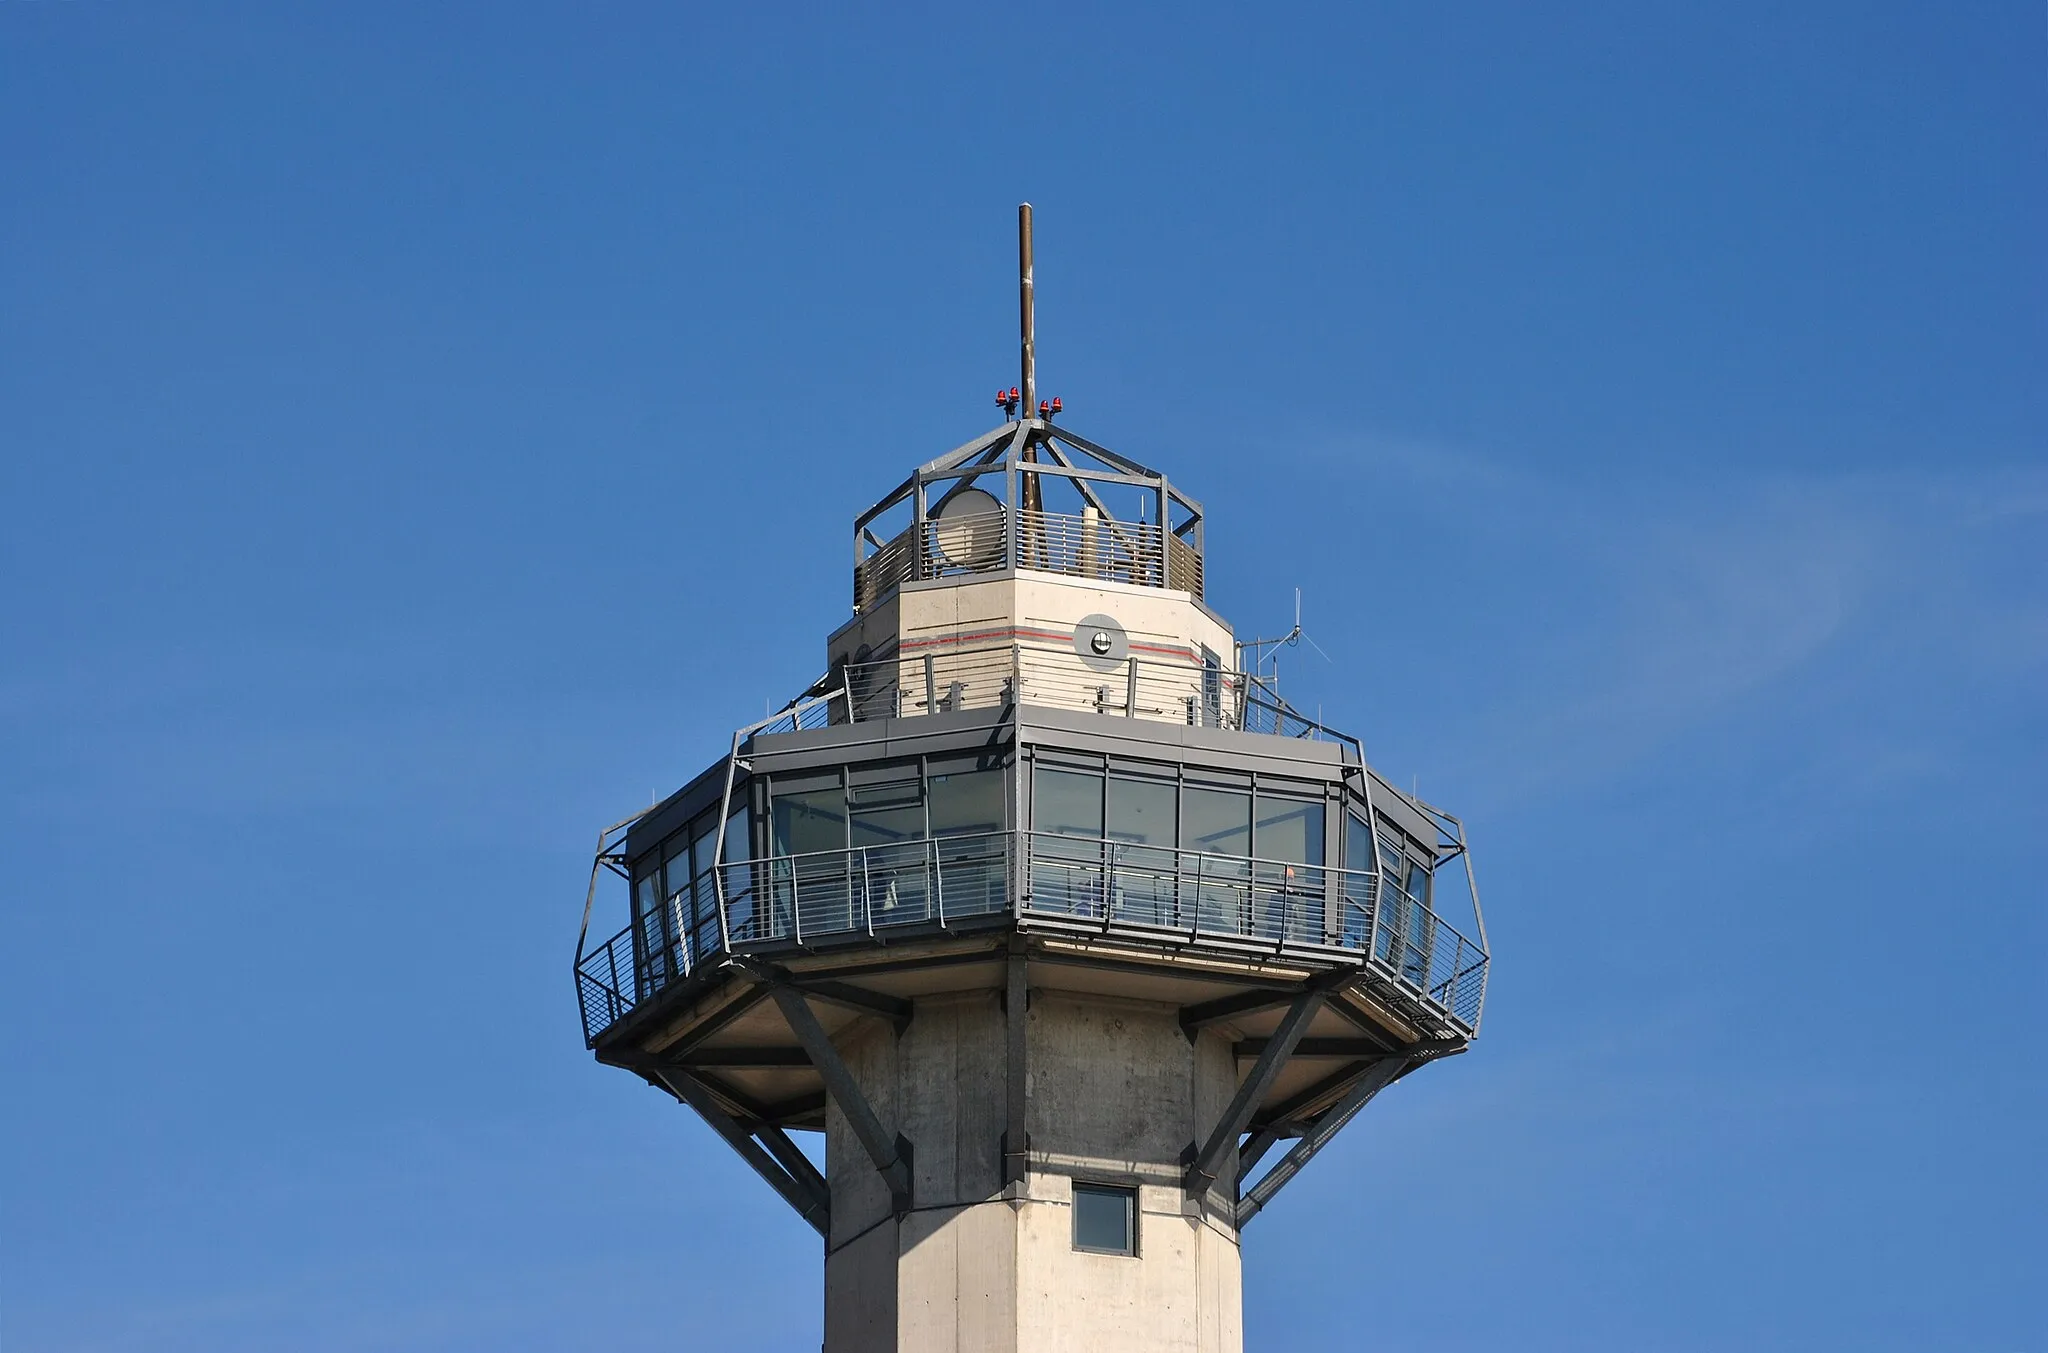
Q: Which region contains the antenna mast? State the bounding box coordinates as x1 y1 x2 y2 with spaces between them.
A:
1019 203 1043 515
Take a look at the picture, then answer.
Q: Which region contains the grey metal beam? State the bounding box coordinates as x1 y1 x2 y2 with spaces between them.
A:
1236 1054 1410 1227
917 422 1019 477
632 982 770 1065
765 945 1006 985
1233 1037 1388 1059
1179 987 1303 1037
761 1089 829 1122
1247 1059 1376 1133
678 1046 811 1069
1235 1123 1295 1182
756 1122 829 1205
769 985 914 1215
1003 950 1029 1188
1031 441 1150 562
1183 986 1328 1198
654 1069 830 1239
790 978 914 1033
1324 992 1400 1050
687 1068 782 1123
1036 424 1162 479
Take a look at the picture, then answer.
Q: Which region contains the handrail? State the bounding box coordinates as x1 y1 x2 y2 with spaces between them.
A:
854 503 1204 612
835 636 1360 756
574 828 1487 1045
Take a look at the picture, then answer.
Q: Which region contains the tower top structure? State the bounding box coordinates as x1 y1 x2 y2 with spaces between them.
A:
573 207 1490 1353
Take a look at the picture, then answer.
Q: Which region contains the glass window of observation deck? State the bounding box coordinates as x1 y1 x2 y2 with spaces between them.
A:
1034 767 1104 838
1182 784 1250 856
929 769 1004 837
773 786 847 856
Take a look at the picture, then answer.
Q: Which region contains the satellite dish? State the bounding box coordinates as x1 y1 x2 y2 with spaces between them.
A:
931 487 1006 568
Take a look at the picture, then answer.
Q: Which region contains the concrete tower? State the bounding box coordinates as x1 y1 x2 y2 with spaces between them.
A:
572 208 1490 1353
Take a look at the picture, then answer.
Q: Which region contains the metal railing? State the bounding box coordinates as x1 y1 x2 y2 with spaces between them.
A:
835 638 1360 758
574 829 1486 1044
854 506 1204 611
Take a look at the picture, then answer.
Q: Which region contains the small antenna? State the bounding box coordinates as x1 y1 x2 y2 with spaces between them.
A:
1235 588 1333 706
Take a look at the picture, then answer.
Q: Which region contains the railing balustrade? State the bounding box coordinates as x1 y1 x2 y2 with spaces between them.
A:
834 639 1360 758
853 505 1205 613
575 830 1487 1045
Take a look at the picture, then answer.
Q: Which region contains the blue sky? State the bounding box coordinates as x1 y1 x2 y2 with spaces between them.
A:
2 4 2041 1350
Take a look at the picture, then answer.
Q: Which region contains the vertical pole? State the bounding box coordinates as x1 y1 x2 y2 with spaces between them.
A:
912 475 929 581
1003 948 1029 1189
1018 202 1036 420
1126 655 1138 717
924 653 937 714
1018 204 1044 532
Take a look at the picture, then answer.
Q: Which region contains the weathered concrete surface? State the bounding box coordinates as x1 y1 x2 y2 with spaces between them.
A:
822 988 1243 1353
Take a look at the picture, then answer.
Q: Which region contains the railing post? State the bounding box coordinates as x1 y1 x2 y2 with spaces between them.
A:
862 846 875 938
933 836 946 927
1125 656 1138 716
924 654 937 714
1104 840 1119 928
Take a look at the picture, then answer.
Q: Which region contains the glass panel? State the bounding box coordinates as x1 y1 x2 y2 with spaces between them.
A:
1250 795 1322 941
1032 767 1104 918
773 787 846 856
850 802 922 847
1254 795 1323 864
1107 776 1175 847
1341 813 1375 947
930 769 1007 917
768 787 846 942
662 835 693 902
1403 859 1434 988
853 796 928 927
1034 767 1103 837
1073 1184 1135 1255
633 869 668 995
1183 786 1250 934
706 805 750 956
1182 786 1249 855
1107 776 1178 927
929 769 1004 837
724 806 750 863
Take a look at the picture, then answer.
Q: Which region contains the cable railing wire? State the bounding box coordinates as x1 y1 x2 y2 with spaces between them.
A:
576 829 1486 1045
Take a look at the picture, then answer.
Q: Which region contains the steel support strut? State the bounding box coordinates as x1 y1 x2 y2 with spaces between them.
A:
769 984 915 1215
1002 949 1029 1188
1183 985 1329 1199
655 1070 830 1238
1235 1054 1408 1227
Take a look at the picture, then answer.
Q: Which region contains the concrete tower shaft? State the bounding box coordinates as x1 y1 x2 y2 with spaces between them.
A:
823 988 1243 1352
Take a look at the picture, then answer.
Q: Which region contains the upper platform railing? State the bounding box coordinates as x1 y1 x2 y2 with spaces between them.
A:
856 508 1204 611
851 420 1207 614
574 828 1488 1049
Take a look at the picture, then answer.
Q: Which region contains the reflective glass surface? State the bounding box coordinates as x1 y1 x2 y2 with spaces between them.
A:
1072 1183 1135 1255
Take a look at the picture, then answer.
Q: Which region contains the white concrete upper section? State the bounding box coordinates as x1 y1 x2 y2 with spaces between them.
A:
829 570 1239 727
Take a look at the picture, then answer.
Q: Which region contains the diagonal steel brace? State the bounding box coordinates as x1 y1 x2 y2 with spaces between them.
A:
1183 984 1330 1198
770 984 914 1215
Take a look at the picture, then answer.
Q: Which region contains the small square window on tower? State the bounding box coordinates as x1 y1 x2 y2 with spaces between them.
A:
1072 1182 1138 1255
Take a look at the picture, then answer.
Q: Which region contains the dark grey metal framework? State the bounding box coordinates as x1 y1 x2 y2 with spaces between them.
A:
574 691 1488 1239
850 417 1208 613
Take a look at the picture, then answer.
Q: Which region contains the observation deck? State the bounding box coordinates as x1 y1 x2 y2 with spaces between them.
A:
572 411 1489 1244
